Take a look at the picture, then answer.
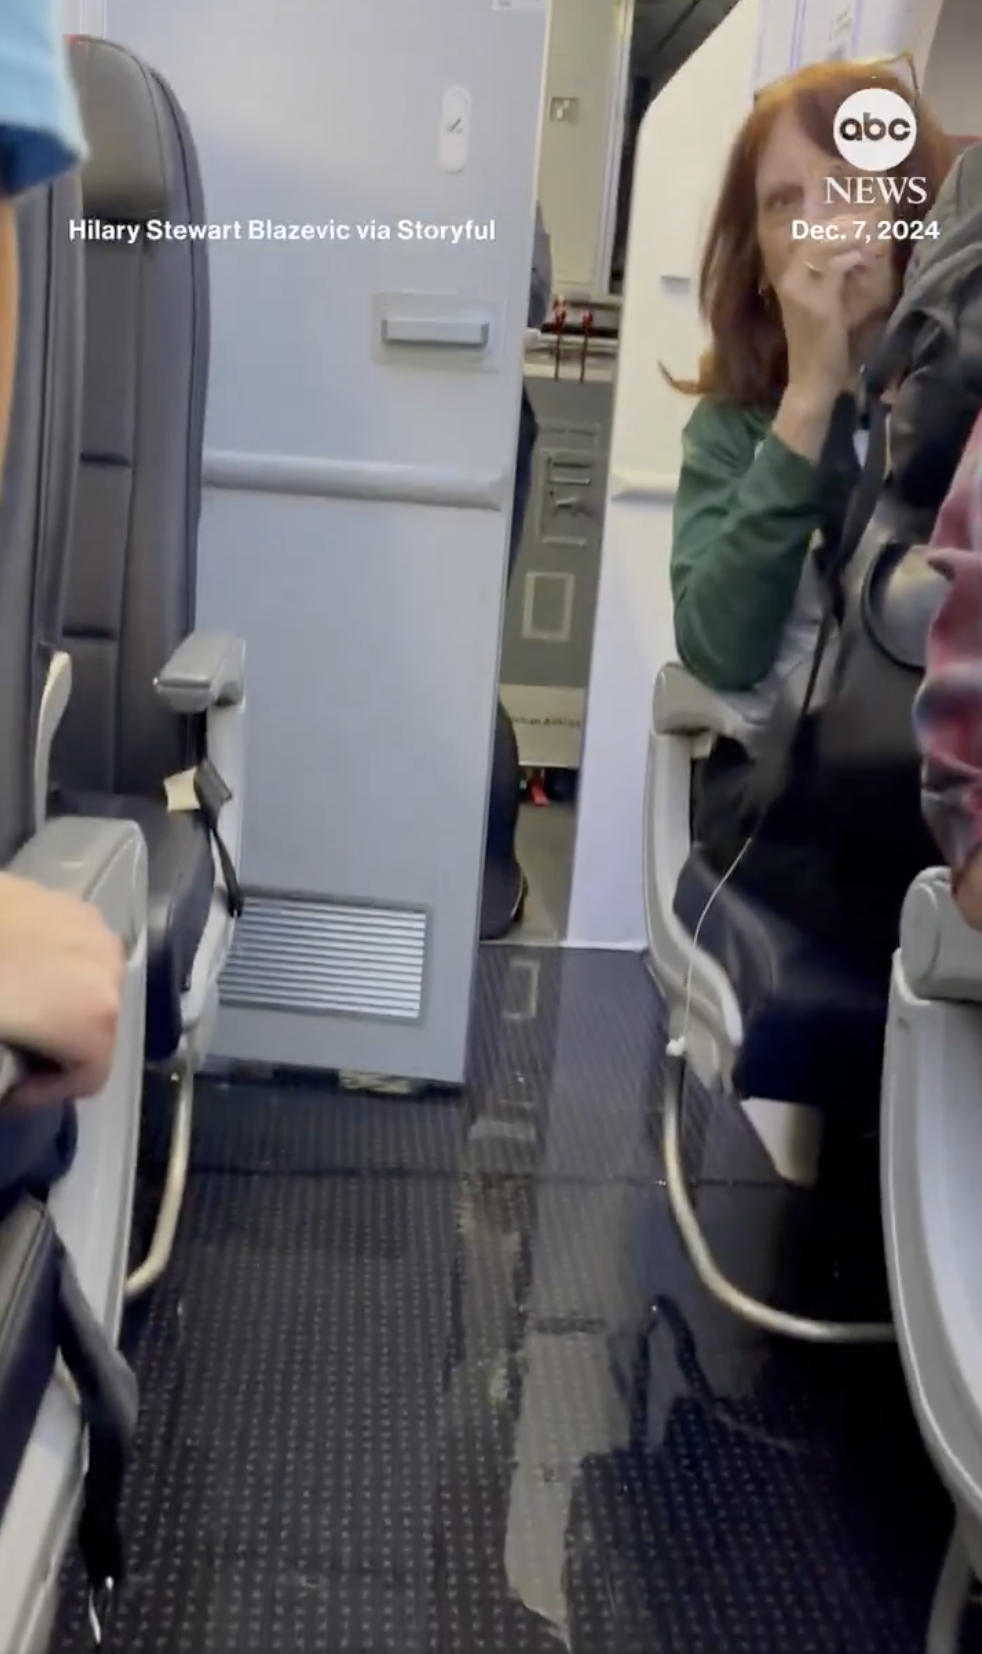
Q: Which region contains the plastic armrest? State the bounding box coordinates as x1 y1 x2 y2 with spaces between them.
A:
900 866 982 1002
0 816 148 1100
653 662 754 745
154 631 245 715
156 635 246 903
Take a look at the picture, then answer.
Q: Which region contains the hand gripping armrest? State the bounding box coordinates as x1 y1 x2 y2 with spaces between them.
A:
8 817 146 941
900 867 982 1002
0 817 148 1097
154 631 245 715
653 662 754 745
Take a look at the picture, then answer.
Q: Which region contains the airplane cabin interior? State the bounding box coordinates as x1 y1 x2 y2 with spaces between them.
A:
1 0 982 1649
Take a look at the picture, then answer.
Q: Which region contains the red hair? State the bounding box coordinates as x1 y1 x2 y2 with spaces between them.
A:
666 61 953 407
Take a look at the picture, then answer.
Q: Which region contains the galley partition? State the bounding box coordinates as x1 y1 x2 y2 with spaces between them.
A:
94 0 548 1082
566 0 760 948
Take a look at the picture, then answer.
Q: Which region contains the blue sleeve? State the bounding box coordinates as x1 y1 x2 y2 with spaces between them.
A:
0 0 86 196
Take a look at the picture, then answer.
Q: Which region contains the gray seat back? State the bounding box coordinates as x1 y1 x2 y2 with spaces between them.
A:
0 174 83 864
0 173 84 1185
55 38 210 801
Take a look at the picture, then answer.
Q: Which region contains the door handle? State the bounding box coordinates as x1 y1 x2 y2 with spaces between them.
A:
381 316 489 348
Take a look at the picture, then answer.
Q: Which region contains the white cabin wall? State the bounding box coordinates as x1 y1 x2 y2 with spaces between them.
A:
566 0 759 948
902 0 948 78
921 0 982 132
538 0 629 296
63 0 106 31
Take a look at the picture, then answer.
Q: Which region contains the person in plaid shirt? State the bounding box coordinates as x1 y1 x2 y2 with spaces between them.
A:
914 409 982 927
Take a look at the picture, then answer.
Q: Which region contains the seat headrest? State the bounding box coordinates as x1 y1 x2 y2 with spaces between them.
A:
70 37 172 222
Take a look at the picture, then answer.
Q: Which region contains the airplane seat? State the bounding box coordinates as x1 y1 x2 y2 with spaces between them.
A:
645 662 893 1342
0 169 149 1653
881 871 982 1650
50 38 246 1298
0 170 86 1205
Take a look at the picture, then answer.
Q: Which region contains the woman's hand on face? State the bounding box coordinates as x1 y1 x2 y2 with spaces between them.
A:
775 239 861 403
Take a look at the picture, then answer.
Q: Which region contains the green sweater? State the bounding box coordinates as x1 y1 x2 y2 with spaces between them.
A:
670 397 826 692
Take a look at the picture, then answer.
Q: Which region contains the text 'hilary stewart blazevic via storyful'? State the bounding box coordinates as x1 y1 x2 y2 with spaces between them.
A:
67 217 497 244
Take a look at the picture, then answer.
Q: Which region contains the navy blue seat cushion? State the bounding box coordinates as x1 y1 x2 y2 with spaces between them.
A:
53 791 214 1063
673 848 889 1110
0 1104 76 1200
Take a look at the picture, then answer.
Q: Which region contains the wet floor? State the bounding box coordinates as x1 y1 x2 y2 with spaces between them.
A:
54 947 975 1651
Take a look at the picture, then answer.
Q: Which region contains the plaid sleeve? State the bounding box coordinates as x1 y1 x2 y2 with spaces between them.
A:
913 411 982 882
0 0 86 197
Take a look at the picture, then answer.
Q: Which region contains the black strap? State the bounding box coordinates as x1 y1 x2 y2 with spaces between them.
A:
812 392 865 567
743 394 891 828
55 1241 138 1631
824 391 890 590
193 759 245 918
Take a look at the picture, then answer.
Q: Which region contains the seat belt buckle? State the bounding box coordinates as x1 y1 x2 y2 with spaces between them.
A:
193 757 232 820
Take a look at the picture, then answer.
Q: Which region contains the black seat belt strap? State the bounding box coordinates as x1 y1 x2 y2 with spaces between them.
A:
55 1242 138 1645
193 759 245 918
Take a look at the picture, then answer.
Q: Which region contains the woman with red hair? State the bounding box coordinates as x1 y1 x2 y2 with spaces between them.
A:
668 59 951 974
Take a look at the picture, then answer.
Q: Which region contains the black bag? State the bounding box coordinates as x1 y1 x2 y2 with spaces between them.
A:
747 140 982 870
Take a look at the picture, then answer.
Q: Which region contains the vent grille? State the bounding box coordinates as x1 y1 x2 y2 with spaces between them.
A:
219 893 427 1021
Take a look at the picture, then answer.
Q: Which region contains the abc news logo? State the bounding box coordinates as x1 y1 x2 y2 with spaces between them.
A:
827 85 924 205
838 108 913 148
